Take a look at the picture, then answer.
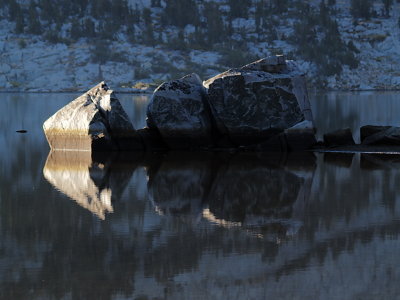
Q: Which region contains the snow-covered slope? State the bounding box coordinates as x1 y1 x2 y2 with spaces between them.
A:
1 0 400 92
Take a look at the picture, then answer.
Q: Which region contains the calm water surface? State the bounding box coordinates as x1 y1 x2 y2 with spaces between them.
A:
1 91 400 300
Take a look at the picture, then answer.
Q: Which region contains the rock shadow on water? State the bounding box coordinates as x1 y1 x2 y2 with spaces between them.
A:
323 152 355 168
360 153 400 170
43 151 140 219
148 151 316 239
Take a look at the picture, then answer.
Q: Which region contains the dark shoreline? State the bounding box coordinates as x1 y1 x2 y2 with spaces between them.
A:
313 145 400 154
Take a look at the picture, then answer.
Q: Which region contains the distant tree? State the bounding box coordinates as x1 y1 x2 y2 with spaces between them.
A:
163 0 200 27
228 0 251 18
190 26 206 48
110 0 130 24
27 2 42 34
91 0 110 18
142 8 155 45
328 0 336 5
167 29 187 50
8 0 21 21
350 0 373 19
84 18 96 38
101 19 120 40
90 40 127 64
382 0 393 17
45 30 62 44
90 41 111 64
75 0 89 16
255 1 264 30
271 0 288 14
39 0 56 22
203 2 224 44
151 0 161 7
319 0 329 25
127 23 136 44
70 18 82 40
15 12 24 34
131 4 141 23
347 40 360 53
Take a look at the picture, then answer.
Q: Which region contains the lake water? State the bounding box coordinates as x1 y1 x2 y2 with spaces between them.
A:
1 91 400 299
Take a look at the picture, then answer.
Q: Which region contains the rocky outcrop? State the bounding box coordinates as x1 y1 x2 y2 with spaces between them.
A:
137 127 169 151
323 128 355 147
43 82 143 151
360 125 391 143
252 120 316 152
147 73 214 149
43 57 317 152
203 56 314 146
360 125 400 145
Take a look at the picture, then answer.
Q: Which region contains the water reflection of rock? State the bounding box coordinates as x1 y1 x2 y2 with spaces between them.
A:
148 152 217 220
43 151 137 219
148 152 316 238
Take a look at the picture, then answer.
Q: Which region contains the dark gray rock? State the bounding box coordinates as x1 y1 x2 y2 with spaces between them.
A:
203 56 314 146
284 120 317 151
323 128 355 146
360 125 400 145
137 127 168 151
252 120 316 152
360 125 391 143
43 82 143 151
147 73 214 149
255 133 288 152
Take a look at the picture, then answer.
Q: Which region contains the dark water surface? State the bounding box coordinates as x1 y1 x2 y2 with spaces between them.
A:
1 91 400 300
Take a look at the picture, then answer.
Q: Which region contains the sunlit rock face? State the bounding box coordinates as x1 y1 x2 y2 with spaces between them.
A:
43 82 143 151
204 56 315 146
147 74 214 149
43 151 136 219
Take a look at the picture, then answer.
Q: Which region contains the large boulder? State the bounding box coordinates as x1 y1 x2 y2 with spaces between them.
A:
147 73 214 149
360 125 390 143
203 55 314 146
323 128 355 147
359 125 400 145
43 82 143 151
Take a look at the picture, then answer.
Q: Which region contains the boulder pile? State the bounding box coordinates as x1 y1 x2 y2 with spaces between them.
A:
43 55 317 152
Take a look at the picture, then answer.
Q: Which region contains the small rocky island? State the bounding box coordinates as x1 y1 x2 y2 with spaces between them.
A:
44 55 400 153
43 55 319 152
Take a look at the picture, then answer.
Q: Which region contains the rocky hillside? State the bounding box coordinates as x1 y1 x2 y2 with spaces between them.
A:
0 0 400 92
